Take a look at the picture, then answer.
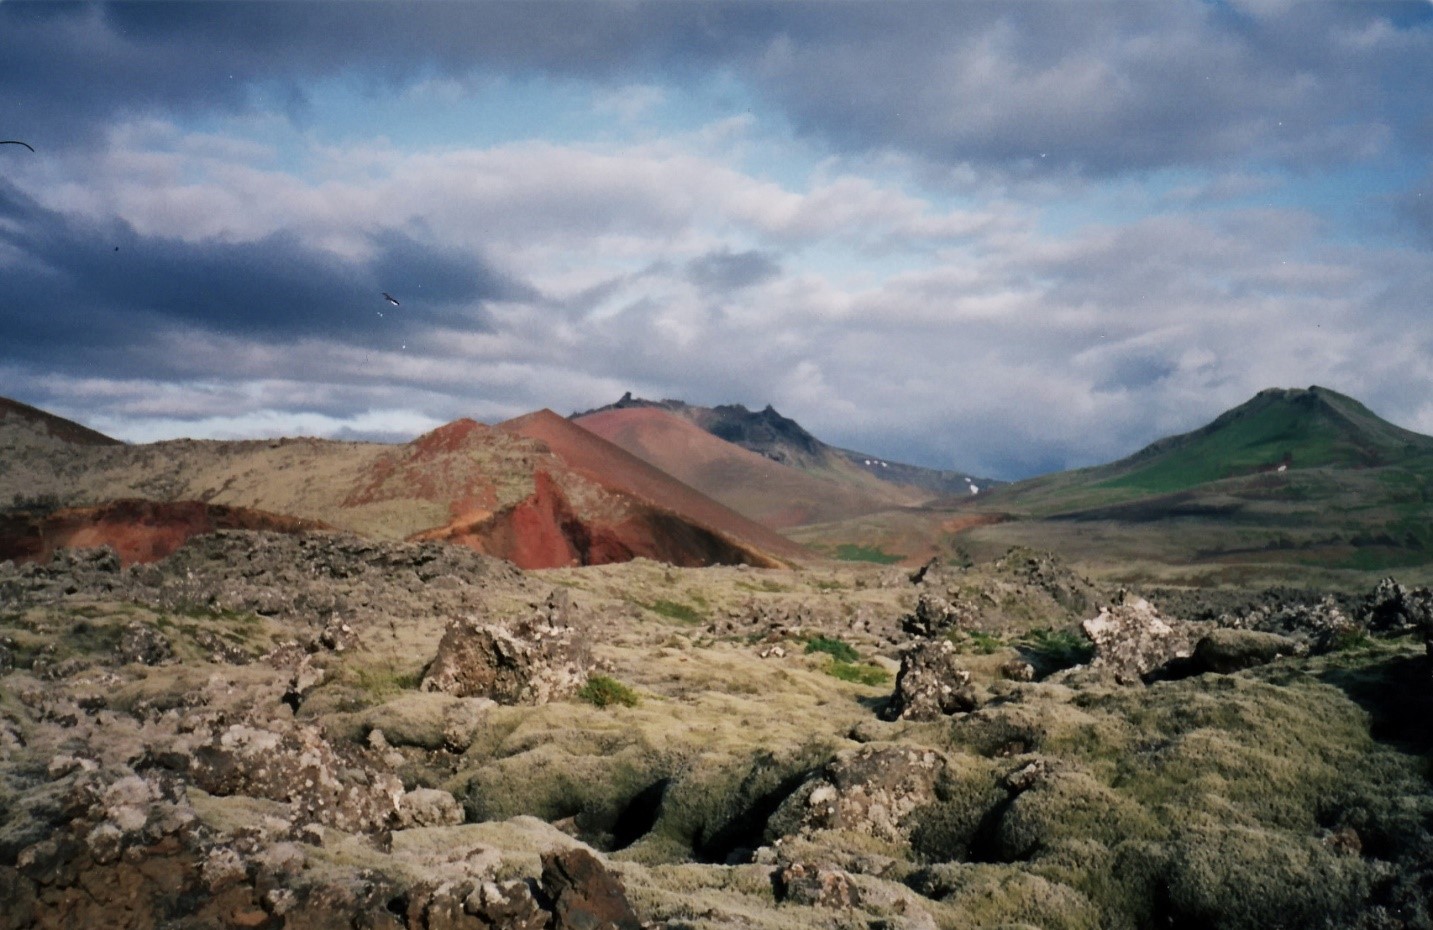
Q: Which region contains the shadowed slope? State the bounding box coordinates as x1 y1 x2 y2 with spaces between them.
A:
573 393 995 498
0 396 122 448
573 406 922 528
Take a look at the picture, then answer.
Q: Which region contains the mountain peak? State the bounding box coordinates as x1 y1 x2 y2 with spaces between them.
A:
1106 385 1432 494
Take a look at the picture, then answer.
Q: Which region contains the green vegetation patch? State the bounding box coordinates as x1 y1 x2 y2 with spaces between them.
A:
950 629 1004 654
579 675 640 708
824 660 890 686
643 599 706 624
1019 627 1093 671
804 635 860 663
825 543 905 564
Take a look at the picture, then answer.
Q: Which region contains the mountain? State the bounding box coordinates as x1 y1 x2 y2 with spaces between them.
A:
947 386 1433 582
0 395 122 451
0 398 803 570
572 392 995 499
571 405 926 528
491 408 808 563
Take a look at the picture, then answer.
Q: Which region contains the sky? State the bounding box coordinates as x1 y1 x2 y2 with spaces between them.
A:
4 1 1433 480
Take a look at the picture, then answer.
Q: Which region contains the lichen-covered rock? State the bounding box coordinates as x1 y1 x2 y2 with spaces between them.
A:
116 621 173 666
900 592 974 638
790 745 949 845
776 861 862 908
1363 577 1433 636
883 639 976 720
464 878 549 929
397 788 464 829
540 846 641 930
1082 595 1204 684
188 722 404 832
421 590 592 704
1191 629 1306 674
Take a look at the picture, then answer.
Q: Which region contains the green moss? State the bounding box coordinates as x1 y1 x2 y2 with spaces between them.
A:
950 629 1004 654
347 665 424 699
579 675 640 708
644 600 705 624
803 635 859 663
830 543 904 564
629 743 833 865
824 660 890 686
1020 627 1093 671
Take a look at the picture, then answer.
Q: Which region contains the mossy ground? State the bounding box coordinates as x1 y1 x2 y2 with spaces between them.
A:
4 551 1432 929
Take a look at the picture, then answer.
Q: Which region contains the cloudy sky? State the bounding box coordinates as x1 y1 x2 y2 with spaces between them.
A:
4 1 1433 479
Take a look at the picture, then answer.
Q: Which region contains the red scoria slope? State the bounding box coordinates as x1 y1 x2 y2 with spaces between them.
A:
0 499 329 566
496 409 810 563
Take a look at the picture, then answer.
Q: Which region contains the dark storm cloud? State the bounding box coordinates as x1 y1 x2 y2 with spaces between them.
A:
7 2 1432 175
0 1 753 146
0 179 514 377
686 248 781 293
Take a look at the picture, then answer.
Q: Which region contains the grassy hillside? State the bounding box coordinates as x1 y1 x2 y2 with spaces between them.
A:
1100 386 1433 494
946 387 1433 584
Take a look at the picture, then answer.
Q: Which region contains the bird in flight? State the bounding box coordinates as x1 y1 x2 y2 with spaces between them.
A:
382 292 400 307
1 141 35 152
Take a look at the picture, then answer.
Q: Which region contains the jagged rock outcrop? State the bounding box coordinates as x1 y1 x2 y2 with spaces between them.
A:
883 639 977 720
1082 595 1207 684
1364 577 1433 636
904 549 1107 637
900 592 975 639
1227 594 1360 653
421 590 592 704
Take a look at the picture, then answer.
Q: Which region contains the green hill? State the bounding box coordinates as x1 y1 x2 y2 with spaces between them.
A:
1100 386 1433 493
953 386 1433 584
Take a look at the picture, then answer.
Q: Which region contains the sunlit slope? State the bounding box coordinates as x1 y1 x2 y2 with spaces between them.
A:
978 386 1433 517
957 386 1433 581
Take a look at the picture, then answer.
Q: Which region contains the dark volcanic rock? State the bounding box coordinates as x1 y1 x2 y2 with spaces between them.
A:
776 861 862 908
900 592 973 639
117 621 173 666
1364 577 1433 636
883 639 976 721
540 847 641 930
